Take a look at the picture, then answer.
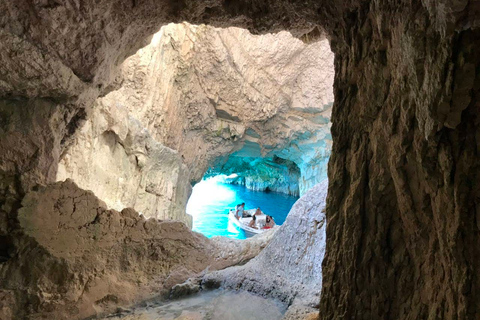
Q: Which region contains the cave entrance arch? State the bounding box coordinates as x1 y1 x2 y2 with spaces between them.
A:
56 22 334 230
2 2 478 320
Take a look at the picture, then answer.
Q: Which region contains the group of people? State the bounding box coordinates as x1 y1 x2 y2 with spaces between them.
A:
234 203 275 229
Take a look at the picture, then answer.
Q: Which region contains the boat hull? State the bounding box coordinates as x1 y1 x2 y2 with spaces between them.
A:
228 209 267 237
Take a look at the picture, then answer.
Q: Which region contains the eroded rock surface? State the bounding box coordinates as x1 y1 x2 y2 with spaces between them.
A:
56 101 192 226
319 3 480 320
125 23 333 191
210 156 301 196
1 1 479 320
0 179 275 319
203 180 328 317
58 22 333 220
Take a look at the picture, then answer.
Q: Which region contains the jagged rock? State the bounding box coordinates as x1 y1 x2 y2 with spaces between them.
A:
56 101 193 226
170 278 201 299
0 179 275 319
203 180 328 315
57 23 333 222
121 23 333 190
319 3 480 320
0 1 479 320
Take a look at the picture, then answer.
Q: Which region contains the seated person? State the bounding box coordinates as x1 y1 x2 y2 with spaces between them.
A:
248 215 258 229
254 207 263 216
235 203 246 219
263 215 276 229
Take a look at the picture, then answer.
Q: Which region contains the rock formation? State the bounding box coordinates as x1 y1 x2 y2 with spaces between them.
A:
57 22 333 220
0 1 479 320
56 99 193 226
203 179 328 319
0 179 275 319
319 4 480 320
211 156 301 196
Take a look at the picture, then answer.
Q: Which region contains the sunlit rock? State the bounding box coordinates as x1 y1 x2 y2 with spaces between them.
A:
203 179 328 316
56 102 193 226
58 23 334 221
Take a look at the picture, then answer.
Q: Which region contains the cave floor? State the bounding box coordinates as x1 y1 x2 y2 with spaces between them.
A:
101 289 286 320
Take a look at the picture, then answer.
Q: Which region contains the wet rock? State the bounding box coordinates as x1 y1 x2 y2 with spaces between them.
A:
101 289 286 320
175 311 205 320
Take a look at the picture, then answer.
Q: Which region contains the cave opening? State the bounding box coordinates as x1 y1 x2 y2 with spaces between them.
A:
1 2 478 319
56 22 334 230
0 13 336 317
47 21 333 315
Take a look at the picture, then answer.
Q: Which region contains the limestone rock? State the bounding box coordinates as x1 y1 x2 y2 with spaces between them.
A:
58 23 333 221
1 1 479 320
203 180 328 315
319 3 480 320
170 278 201 299
121 23 333 190
0 180 274 319
211 156 301 196
56 100 192 226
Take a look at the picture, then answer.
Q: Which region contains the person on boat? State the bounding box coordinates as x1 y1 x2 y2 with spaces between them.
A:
263 215 276 229
235 203 245 219
248 215 258 229
254 207 263 216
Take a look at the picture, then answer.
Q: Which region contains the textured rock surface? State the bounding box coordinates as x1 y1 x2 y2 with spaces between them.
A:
211 156 301 196
0 0 322 95
0 1 331 245
56 100 192 226
0 179 275 319
58 22 333 219
1 1 479 320
95 22 333 188
319 3 480 320
203 180 328 316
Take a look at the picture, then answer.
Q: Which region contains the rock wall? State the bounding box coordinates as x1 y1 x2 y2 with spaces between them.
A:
0 1 331 248
203 179 328 319
0 179 275 319
56 100 192 226
58 22 333 219
211 156 301 196
319 2 480 320
1 1 479 320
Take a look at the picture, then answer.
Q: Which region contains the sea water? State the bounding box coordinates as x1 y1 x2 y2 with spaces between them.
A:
186 176 299 239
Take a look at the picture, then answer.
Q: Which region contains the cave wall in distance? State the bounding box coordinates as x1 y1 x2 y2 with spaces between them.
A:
208 155 302 196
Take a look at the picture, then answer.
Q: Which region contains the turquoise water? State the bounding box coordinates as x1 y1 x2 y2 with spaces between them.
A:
187 176 299 239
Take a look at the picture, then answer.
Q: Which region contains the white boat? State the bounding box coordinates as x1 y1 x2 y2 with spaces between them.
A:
228 209 272 237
